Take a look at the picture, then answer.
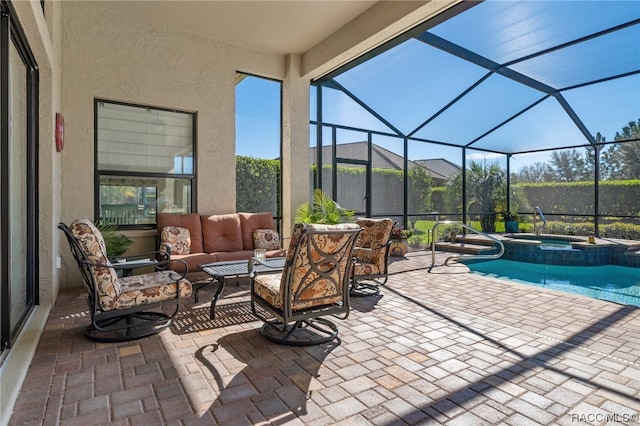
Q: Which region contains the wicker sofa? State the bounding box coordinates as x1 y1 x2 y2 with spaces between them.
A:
157 212 286 275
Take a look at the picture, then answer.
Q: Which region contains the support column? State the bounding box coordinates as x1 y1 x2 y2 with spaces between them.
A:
281 54 310 242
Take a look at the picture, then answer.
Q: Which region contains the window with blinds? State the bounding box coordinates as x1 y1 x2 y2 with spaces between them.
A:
95 100 196 227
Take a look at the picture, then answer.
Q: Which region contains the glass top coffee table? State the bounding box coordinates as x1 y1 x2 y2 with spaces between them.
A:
199 258 286 319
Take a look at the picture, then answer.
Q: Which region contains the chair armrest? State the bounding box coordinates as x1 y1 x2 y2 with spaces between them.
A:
159 242 172 257
354 239 392 252
248 257 285 278
111 258 158 271
374 240 393 250
112 250 170 268
104 248 188 278
354 243 389 257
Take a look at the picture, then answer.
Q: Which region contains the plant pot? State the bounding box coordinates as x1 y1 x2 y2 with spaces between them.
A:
390 239 408 257
505 221 519 233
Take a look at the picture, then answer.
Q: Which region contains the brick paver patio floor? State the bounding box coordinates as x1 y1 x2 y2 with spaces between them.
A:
8 250 640 425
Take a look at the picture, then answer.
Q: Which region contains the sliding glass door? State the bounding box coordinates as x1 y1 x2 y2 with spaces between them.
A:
1 4 39 356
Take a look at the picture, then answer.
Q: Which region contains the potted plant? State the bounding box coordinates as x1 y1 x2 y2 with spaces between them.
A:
389 227 412 257
95 220 134 258
503 212 519 233
295 189 354 224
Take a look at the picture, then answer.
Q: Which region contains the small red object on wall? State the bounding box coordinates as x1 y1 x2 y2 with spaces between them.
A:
55 112 64 152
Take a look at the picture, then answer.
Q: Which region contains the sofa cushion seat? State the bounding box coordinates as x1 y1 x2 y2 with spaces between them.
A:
170 253 218 273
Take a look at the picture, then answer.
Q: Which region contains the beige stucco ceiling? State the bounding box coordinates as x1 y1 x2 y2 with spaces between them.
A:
90 0 379 55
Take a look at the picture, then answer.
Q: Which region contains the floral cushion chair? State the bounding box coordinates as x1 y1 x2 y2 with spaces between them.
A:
350 218 395 296
59 219 192 342
250 223 361 345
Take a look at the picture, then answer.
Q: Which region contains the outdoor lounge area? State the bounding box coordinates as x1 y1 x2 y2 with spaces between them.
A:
8 251 640 424
2 1 640 424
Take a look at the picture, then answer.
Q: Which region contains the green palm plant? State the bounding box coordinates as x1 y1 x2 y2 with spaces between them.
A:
295 189 354 224
94 220 133 258
466 160 506 232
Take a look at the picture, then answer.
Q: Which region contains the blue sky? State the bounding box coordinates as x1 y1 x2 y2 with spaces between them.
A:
236 1 640 172
235 75 282 160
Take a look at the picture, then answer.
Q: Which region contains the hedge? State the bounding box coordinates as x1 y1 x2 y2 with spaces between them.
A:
517 180 640 216
236 156 280 213
236 157 640 226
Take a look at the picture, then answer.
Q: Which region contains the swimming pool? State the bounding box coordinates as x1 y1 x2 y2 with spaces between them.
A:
505 234 579 246
499 234 613 266
465 259 640 307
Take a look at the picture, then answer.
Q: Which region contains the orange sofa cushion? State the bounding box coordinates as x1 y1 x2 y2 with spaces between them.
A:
238 212 276 250
201 214 243 253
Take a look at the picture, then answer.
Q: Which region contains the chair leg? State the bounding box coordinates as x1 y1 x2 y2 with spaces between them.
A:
350 276 388 297
85 307 178 342
260 318 339 346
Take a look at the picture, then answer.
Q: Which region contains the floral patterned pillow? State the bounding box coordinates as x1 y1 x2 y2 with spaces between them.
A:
253 229 280 250
161 226 191 255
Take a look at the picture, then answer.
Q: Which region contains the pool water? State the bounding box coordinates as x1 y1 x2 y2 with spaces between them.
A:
465 259 640 307
538 239 574 250
506 236 576 250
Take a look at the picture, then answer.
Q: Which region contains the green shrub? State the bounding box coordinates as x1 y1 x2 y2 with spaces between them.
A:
533 220 640 239
600 222 640 239
294 189 354 224
407 235 422 249
236 156 280 213
94 220 133 258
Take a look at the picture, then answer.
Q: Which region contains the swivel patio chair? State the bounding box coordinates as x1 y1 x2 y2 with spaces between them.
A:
249 222 361 345
59 219 192 342
350 218 395 297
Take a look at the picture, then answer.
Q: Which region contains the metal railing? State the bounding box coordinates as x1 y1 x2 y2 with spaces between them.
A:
533 206 547 235
430 221 504 269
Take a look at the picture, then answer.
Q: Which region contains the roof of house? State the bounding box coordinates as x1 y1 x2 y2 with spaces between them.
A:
309 142 460 183
413 158 461 180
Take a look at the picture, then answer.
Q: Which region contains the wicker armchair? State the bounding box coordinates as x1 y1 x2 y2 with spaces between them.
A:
250 223 361 345
59 219 192 342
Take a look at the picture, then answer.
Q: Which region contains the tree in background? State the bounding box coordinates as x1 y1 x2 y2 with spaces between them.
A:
515 118 640 183
600 147 623 181
547 148 590 182
443 172 462 214
465 160 506 232
612 119 640 179
444 160 506 232
587 132 620 181
512 161 551 183
407 166 433 228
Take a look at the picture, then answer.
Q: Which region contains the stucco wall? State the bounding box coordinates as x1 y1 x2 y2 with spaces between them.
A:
59 3 303 278
61 2 285 217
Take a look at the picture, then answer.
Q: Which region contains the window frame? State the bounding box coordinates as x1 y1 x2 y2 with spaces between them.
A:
235 72 283 230
94 99 197 229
